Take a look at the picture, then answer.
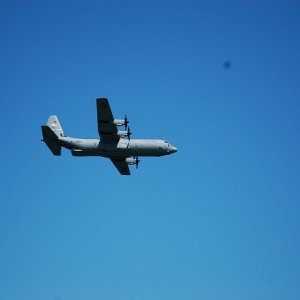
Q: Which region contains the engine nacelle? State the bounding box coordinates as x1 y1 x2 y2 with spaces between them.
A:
114 119 126 126
117 130 129 137
125 157 138 165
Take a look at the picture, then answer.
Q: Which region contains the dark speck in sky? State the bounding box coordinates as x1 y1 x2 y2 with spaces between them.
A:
223 61 232 69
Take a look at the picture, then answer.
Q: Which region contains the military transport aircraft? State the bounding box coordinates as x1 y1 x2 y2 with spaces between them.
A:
41 98 177 175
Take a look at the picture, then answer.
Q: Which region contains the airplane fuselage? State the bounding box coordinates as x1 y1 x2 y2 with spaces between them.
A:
58 137 177 158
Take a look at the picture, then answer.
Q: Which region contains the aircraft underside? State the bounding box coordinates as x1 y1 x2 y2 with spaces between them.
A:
70 147 164 158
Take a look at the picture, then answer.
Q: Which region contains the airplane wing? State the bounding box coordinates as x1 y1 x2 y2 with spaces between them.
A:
110 159 130 175
97 98 119 142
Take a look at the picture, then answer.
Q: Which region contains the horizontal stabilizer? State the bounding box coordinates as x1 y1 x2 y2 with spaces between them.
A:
41 125 61 156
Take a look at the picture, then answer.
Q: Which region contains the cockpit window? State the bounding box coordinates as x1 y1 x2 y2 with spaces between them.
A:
164 140 169 143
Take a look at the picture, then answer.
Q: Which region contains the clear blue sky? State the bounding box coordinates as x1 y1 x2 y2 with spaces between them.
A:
0 1 299 299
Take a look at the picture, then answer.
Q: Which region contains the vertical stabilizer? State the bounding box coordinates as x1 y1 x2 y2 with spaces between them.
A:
47 115 64 137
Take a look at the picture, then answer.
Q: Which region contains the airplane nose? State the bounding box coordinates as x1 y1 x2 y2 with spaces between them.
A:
170 146 177 153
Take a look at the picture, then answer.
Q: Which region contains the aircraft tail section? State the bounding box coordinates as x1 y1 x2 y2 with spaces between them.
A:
47 115 64 137
41 124 61 156
41 115 64 156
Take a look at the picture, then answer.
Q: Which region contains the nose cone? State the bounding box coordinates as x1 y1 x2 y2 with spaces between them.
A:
170 145 177 153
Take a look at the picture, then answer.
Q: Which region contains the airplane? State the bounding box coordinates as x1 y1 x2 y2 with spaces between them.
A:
41 98 177 175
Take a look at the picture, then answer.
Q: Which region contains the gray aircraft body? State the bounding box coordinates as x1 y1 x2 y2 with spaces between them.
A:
41 98 177 175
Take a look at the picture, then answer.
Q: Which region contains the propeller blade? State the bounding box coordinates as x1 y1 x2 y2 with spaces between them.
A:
127 126 132 140
124 114 129 130
135 156 140 169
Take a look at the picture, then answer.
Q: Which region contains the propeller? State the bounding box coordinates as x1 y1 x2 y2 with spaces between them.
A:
127 126 132 140
134 156 140 169
124 114 129 130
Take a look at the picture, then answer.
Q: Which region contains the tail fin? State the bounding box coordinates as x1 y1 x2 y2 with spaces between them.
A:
41 115 64 156
47 115 64 137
